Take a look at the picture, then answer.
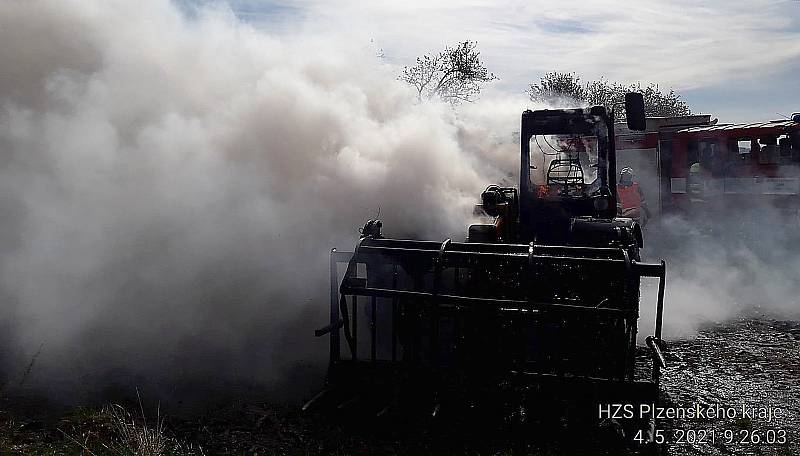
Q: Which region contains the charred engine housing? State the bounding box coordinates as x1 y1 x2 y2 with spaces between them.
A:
480 185 515 217
469 185 518 243
569 217 643 250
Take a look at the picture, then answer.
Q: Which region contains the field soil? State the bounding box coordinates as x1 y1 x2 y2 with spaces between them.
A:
1 318 798 455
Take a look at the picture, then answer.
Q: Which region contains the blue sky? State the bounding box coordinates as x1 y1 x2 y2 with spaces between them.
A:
181 0 800 123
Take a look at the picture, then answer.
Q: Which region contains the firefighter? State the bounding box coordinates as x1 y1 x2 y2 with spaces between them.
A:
617 167 650 225
687 161 712 202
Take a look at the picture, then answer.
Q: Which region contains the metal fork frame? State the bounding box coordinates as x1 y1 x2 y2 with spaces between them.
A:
321 238 666 387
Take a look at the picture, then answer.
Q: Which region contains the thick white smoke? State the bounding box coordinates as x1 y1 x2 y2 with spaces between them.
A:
0 0 524 402
639 207 800 339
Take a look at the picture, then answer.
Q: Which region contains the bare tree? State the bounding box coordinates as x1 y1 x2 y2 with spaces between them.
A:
528 72 692 120
400 41 497 104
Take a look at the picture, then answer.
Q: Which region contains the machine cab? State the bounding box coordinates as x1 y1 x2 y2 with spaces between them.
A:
519 106 617 243
470 95 645 245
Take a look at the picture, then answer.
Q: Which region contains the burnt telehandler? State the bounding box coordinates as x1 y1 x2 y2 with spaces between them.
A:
310 94 668 447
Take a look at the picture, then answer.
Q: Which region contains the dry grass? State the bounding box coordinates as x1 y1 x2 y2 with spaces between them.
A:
58 391 204 456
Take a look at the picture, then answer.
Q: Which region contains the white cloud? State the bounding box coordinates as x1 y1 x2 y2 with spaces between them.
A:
237 0 800 94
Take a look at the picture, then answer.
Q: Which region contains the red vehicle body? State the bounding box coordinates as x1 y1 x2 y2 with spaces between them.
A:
615 114 800 229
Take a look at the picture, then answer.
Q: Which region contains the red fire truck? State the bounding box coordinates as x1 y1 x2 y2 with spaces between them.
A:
615 113 800 230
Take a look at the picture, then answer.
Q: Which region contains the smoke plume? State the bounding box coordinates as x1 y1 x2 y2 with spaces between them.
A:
640 208 800 339
0 0 520 404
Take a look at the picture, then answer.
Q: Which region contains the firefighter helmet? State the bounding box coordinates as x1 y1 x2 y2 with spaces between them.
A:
619 167 634 186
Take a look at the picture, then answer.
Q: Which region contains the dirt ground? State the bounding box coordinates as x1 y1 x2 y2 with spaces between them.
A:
1 318 798 455
659 318 800 456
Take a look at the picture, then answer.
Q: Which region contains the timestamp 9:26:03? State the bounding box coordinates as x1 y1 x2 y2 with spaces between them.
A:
634 428 789 446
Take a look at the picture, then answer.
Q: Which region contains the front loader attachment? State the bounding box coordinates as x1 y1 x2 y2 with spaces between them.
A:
311 226 667 425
